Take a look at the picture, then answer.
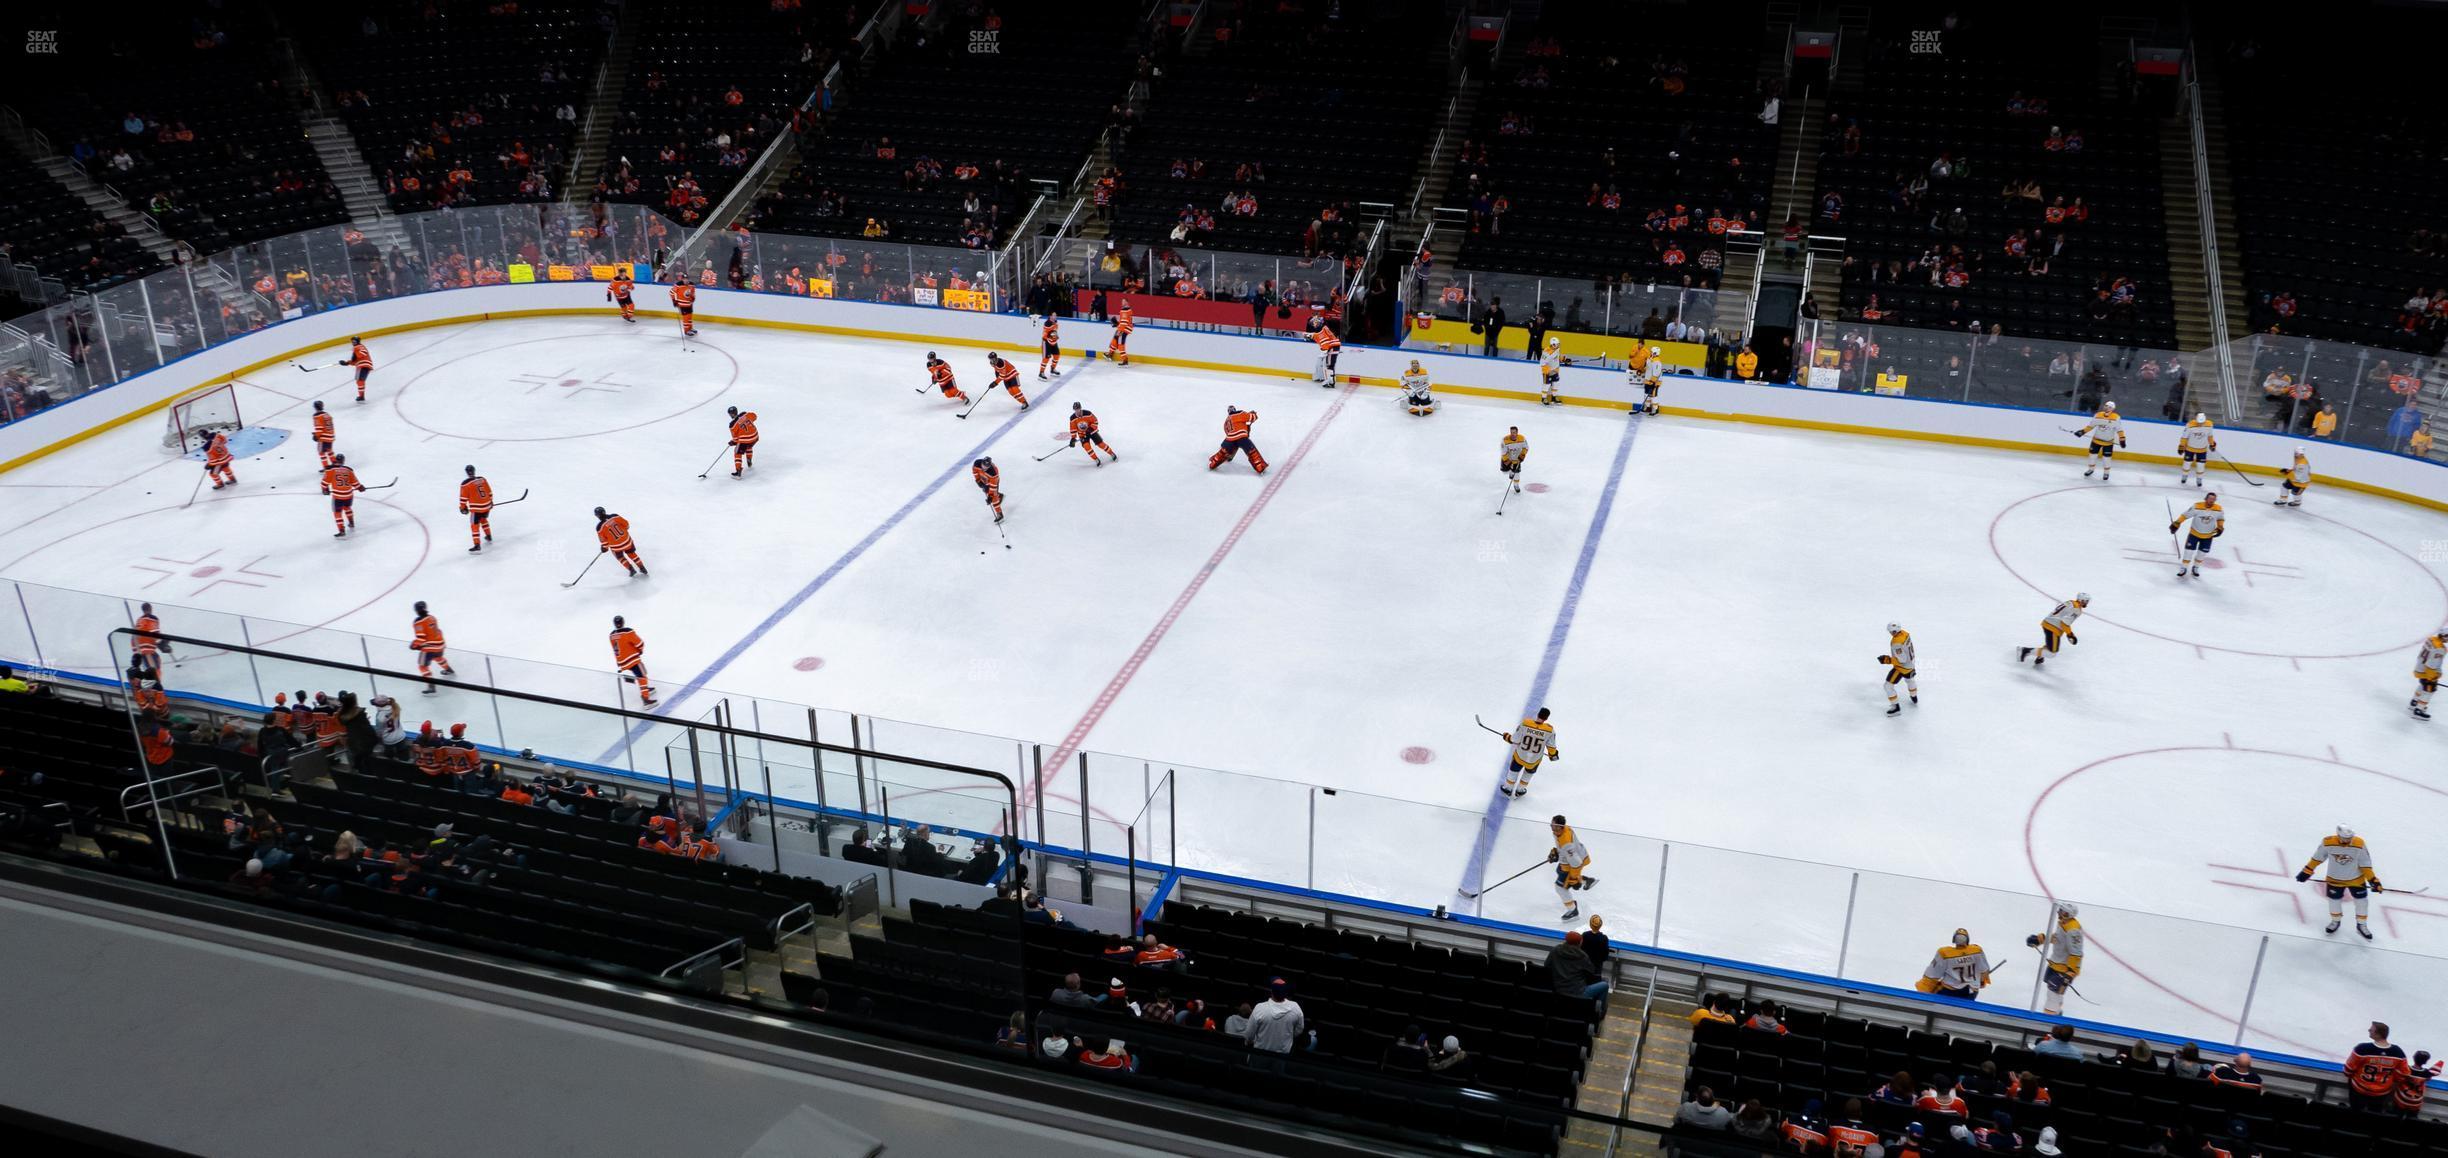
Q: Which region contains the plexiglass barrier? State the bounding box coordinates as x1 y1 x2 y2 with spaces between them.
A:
1038 237 1351 309
1409 266 1733 348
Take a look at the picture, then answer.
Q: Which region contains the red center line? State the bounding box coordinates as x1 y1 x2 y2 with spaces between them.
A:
1022 381 1358 811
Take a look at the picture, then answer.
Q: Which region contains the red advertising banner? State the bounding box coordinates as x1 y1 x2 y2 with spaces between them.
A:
1070 290 1329 333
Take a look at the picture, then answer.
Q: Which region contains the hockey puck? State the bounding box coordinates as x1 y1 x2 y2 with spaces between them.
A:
980 549 987 555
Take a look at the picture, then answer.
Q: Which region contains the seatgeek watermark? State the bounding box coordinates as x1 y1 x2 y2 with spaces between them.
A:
1910 29 1942 55
27 30 60 54
969 30 1000 54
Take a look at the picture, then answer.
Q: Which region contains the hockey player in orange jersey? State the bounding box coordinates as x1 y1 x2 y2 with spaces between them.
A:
458 465 494 552
670 280 698 337
132 602 171 675
607 272 636 322
726 406 759 477
1038 315 1062 379
988 353 1030 409
926 352 970 406
1067 402 1117 466
609 615 656 706
972 456 1006 523
1209 406 1267 473
311 400 336 468
321 454 360 536
203 430 236 490
337 337 373 402
594 506 648 577
1104 299 1134 364
410 600 457 693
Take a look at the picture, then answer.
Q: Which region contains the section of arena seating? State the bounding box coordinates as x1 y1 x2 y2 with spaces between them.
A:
1109 2 1445 260
749 1 1142 248
1449 0 1779 288
592 0 854 226
0 150 159 298
19 7 349 253
2221 28 2448 357
281 0 613 211
1815 19 2178 350
0 684 837 991
787 896 1587 1155
1678 992 2446 1157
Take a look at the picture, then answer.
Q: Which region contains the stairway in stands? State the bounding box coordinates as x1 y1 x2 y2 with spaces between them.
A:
2157 65 2247 425
563 0 647 204
266 36 413 255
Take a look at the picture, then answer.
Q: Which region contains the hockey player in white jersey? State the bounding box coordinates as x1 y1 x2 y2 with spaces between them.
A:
2298 826 2384 939
2177 414 2217 486
1917 928 1993 1000
2017 594 2088 667
1878 623 1919 716
2276 451 2312 507
1500 427 1528 495
1538 337 1564 406
2078 402 2126 479
2412 628 2445 721
1499 707 1558 798
1548 814 1595 921
2025 901 2084 1015
2169 492 2225 579
1400 360 1437 416
1636 349 1664 416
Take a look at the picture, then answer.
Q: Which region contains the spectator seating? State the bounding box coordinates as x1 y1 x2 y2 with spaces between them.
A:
1110 4 1444 259
1683 992 2447 1157
2222 22 2448 356
0 150 159 298
1449 0 1779 287
787 896 1583 1154
594 0 852 227
751 1 1142 248
281 0 612 211
0 686 837 990
1816 21 2179 350
22 6 348 253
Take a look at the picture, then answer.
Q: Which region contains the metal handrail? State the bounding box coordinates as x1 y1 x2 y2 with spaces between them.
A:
769 901 817 951
1406 72 1467 223
1032 196 1089 278
119 766 227 823
2185 50 2240 418
659 935 746 980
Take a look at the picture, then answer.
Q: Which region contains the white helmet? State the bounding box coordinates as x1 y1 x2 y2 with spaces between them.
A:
1548 335 1561 349
2194 413 2208 423
2074 592 2090 604
2056 901 2079 919
1887 622 1903 635
2103 401 2117 411
1649 346 1662 357
2337 825 2356 842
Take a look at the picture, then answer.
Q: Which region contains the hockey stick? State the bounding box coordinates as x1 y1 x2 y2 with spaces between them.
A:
1472 715 1509 739
2029 943 2096 1004
560 550 606 588
291 361 331 373
1033 441 1072 463
696 444 732 480
181 468 210 510
2214 451 2266 487
1461 860 1547 899
358 478 400 491
490 489 531 507
955 388 991 420
992 515 1011 550
1497 476 1520 515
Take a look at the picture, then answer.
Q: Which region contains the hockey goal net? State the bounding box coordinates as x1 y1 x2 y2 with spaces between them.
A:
162 383 243 452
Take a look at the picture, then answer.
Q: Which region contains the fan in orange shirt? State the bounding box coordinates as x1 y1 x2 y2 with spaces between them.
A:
607 273 636 322
609 615 656 706
926 352 970 406
593 506 648 577
409 600 457 692
1104 299 1134 365
457 465 494 552
310 400 336 468
725 406 758 477
321 454 360 536
203 430 236 490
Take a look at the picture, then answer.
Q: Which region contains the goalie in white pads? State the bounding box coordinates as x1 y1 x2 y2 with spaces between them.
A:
2017 593 2088 667
2413 628 2444 721
1499 707 1557 798
2170 492 2224 579
2026 901 2083 1015
2297 826 2383 939
2078 402 2125 479
1400 360 1437 416
1879 623 1919 715
2177 414 2216 486
1539 336 1564 406
1549 815 1596 921
1917 929 1993 1000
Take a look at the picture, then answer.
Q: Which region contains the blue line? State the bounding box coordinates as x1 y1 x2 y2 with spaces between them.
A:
592 373 1076 764
1454 411 1646 903
1140 868 1184 931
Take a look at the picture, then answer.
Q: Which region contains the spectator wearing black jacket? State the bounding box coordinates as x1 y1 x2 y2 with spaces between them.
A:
1582 915 1612 967
1480 296 1508 357
843 827 888 867
956 835 1003 884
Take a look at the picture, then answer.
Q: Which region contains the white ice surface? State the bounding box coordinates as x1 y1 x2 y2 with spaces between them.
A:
3 315 2445 1061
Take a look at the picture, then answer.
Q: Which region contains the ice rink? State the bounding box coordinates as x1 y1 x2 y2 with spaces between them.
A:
3 312 2445 1059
